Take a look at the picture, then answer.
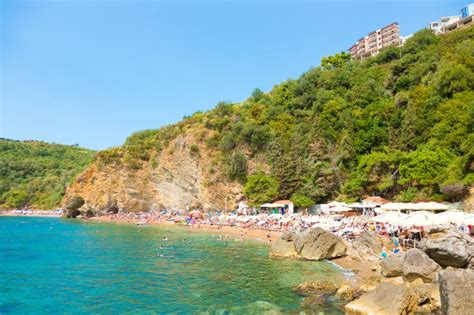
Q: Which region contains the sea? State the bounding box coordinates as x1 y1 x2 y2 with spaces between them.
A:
0 216 346 314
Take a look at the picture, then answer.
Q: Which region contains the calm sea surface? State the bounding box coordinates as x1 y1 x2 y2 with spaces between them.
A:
0 217 345 314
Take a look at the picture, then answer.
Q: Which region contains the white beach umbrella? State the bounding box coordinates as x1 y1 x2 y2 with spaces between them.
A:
433 211 471 225
401 211 437 227
463 215 474 225
370 212 408 225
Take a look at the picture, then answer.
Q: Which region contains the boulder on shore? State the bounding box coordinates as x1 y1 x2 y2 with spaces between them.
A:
292 280 338 296
349 231 383 262
270 232 299 258
345 282 417 315
345 280 440 315
421 229 473 268
402 248 441 283
439 267 474 315
380 252 405 277
293 228 347 261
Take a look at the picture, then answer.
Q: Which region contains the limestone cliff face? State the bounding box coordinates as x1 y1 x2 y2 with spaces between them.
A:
63 129 248 213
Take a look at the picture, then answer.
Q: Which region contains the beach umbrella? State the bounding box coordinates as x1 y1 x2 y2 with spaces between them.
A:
401 211 437 227
464 215 474 225
433 211 471 225
370 212 408 225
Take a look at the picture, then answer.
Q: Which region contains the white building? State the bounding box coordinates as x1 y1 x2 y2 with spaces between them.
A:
429 3 474 34
429 16 461 34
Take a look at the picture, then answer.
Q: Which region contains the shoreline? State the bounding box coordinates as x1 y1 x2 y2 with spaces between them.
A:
87 215 282 242
86 215 376 285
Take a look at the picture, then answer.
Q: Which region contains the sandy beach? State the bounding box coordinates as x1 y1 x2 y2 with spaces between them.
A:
88 215 282 242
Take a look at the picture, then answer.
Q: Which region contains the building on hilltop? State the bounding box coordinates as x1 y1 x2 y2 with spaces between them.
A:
429 16 461 34
461 3 474 18
429 3 474 34
348 22 401 60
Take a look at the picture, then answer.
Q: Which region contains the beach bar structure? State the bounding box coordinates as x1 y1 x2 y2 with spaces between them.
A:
379 202 449 214
260 200 294 215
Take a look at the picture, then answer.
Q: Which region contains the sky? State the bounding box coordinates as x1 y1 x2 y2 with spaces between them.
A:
0 0 468 150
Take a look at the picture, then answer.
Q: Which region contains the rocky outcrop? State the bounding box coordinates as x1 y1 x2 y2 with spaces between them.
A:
345 280 440 315
336 284 362 301
63 129 247 213
294 228 347 260
345 282 418 315
270 232 298 258
402 249 441 283
422 229 474 268
270 228 347 261
292 280 338 296
439 267 474 315
349 231 383 262
63 195 85 218
380 252 405 277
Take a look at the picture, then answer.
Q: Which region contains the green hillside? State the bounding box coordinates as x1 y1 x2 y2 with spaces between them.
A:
0 139 94 209
95 27 474 205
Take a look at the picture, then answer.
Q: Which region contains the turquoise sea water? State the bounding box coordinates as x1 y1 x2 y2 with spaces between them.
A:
0 217 345 314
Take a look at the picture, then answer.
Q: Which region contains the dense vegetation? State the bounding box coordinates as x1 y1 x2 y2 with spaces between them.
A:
98 26 474 206
0 139 94 209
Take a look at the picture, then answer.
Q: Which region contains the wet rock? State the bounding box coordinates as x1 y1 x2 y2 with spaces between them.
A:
292 280 338 296
421 229 473 268
349 231 383 262
402 248 441 283
359 275 382 293
270 233 299 258
380 252 405 277
293 228 347 261
335 284 362 301
439 267 474 315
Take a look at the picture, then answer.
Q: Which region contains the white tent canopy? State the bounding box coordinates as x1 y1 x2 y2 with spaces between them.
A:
433 211 474 225
369 212 408 225
401 211 437 227
380 202 449 212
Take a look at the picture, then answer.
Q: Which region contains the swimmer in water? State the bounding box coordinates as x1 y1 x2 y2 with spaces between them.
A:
163 236 169 241
159 245 164 249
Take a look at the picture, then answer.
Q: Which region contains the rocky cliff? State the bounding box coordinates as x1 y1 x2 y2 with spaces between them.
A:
63 126 254 214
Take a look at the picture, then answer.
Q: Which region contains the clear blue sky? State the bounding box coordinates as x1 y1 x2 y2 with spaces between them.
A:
0 0 467 150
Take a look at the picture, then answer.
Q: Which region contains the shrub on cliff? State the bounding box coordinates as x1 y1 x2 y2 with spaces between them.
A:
243 173 279 205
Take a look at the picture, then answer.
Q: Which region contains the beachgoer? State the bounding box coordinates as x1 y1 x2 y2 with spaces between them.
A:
381 246 388 259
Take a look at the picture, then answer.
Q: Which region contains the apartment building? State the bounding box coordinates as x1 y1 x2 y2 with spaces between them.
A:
430 3 474 34
429 16 461 34
349 22 401 60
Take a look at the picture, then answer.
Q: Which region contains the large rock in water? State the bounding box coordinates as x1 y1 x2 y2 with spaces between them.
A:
380 252 405 277
293 228 347 261
439 267 474 315
349 231 383 262
270 232 299 258
403 249 441 283
421 229 474 268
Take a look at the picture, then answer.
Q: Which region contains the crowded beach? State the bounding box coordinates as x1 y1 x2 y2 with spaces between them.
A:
84 196 474 248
